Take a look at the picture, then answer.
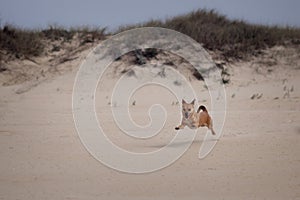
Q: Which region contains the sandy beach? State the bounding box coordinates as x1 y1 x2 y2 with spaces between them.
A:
0 42 300 200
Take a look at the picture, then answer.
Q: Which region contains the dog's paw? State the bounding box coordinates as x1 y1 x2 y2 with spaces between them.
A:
175 127 180 130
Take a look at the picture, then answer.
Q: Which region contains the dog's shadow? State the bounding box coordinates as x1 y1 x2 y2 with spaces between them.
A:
146 138 218 149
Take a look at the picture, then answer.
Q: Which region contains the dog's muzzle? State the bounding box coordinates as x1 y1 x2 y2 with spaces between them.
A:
185 113 189 119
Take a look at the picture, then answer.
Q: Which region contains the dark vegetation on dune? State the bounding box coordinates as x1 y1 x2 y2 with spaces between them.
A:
0 25 106 60
1 9 300 62
118 10 300 59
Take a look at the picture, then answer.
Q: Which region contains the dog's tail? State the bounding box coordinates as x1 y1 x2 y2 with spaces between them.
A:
197 105 207 113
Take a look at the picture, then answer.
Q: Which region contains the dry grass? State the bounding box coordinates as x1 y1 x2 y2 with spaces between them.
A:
117 9 300 59
0 25 107 61
1 9 300 61
0 25 44 58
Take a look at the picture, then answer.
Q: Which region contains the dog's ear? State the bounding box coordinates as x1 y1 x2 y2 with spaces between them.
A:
182 99 186 104
191 99 195 105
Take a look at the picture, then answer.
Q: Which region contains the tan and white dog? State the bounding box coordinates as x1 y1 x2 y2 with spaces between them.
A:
175 99 216 135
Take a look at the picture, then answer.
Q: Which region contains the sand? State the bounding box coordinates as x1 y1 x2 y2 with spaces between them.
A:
0 45 300 200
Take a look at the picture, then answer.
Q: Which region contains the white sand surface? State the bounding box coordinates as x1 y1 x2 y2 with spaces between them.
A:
0 46 299 200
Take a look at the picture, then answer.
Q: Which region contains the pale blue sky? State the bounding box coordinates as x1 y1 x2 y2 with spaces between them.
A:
0 0 299 30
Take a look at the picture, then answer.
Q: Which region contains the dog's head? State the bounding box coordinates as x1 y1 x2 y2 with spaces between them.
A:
181 99 195 119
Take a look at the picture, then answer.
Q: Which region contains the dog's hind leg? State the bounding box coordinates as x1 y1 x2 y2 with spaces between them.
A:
208 121 216 135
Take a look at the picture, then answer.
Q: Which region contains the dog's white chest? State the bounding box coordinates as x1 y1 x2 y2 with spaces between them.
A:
183 118 197 129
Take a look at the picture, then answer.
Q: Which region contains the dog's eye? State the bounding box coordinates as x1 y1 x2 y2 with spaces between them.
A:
188 109 191 111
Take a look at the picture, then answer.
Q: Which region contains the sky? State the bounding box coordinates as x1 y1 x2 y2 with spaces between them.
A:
0 0 299 31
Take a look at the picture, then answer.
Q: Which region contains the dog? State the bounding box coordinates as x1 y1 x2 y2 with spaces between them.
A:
175 99 216 135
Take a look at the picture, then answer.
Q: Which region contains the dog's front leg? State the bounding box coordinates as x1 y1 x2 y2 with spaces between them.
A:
175 123 185 130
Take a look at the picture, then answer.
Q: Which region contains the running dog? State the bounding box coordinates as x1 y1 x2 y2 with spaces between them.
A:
175 99 216 135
